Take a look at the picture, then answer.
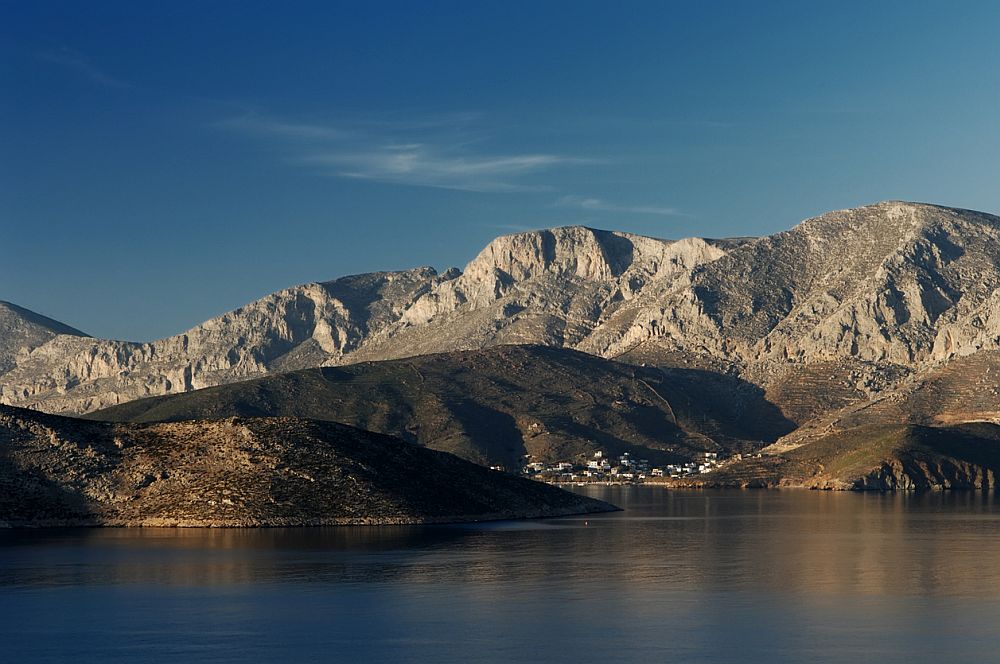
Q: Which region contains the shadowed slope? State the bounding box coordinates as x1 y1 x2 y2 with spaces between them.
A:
0 405 615 527
91 346 796 467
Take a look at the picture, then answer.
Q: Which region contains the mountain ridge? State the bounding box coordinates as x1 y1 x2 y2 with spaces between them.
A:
3 201 1000 431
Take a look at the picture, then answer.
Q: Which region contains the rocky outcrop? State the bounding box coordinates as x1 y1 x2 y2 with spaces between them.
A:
0 301 88 375
850 457 1000 491
0 268 452 413
356 228 734 361
600 202 1000 371
0 404 615 527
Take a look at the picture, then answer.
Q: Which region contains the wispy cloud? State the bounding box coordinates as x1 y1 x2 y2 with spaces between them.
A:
216 112 597 192
555 195 686 217
36 49 129 89
301 146 594 192
214 115 352 140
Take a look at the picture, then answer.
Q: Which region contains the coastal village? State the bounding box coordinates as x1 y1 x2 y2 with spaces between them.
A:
521 450 727 485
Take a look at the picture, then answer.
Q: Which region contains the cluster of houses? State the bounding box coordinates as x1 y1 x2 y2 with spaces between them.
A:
655 452 720 478
523 450 722 484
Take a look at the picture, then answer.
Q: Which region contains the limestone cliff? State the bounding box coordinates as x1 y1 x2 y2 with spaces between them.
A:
0 268 451 413
0 301 88 375
601 202 1000 371
356 227 734 360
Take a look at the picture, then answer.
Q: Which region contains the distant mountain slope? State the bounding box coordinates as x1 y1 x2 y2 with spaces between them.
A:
679 423 1000 491
765 350 1000 454
0 404 614 527
4 202 1000 422
0 267 451 413
90 345 795 467
0 301 87 375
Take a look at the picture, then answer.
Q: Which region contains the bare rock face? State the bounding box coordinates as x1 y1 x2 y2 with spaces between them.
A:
0 301 88 375
3 202 1000 419
599 202 1000 369
356 227 734 361
0 268 451 413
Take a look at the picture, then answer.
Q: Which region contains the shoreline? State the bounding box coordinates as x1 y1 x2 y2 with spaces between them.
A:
547 479 1000 493
0 502 620 529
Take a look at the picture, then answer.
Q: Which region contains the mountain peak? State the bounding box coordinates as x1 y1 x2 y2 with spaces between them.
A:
796 200 1000 236
604 200 1000 369
0 301 88 375
0 301 87 338
463 225 668 282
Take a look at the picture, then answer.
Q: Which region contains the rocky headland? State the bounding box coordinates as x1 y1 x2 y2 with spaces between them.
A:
0 404 615 527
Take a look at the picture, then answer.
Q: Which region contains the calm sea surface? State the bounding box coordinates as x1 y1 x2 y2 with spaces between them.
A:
3 487 1000 663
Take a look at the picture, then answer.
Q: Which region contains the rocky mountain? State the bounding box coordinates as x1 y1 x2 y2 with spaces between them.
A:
3 202 1000 450
0 267 452 413
0 227 742 414
0 301 87 375
589 201 1000 435
597 202 1000 375
347 228 744 363
0 404 614 527
89 345 795 468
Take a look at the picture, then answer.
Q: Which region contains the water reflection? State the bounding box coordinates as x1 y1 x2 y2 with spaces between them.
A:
5 489 1000 663
4 489 1000 598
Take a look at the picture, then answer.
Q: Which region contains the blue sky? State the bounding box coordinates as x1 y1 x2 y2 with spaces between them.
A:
3 1 999 341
